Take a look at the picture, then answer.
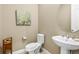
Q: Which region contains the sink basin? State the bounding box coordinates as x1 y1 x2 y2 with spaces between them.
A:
52 36 79 54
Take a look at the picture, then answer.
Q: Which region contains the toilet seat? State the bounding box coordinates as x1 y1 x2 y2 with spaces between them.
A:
25 43 41 52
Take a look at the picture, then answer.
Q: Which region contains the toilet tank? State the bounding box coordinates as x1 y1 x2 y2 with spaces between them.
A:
37 34 44 44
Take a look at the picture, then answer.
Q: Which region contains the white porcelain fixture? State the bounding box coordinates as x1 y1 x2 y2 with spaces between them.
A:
25 34 44 54
52 35 79 54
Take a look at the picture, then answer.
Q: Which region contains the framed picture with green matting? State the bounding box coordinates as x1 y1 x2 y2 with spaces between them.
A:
15 10 31 26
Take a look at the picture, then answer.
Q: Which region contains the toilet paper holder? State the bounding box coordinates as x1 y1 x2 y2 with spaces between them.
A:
22 36 27 40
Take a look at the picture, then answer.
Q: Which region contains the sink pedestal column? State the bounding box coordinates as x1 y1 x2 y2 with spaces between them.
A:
60 47 70 54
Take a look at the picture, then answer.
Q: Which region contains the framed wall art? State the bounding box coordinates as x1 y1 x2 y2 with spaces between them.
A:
15 10 31 26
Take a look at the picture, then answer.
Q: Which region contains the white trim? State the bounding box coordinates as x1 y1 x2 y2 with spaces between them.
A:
13 49 26 54
13 48 51 54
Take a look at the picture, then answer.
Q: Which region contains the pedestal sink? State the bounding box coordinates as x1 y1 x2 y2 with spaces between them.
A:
52 36 79 54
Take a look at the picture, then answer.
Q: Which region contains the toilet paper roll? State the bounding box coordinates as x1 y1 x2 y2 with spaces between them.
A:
22 36 27 40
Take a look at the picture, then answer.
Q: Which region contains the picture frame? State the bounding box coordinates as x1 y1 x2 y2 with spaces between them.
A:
15 10 31 26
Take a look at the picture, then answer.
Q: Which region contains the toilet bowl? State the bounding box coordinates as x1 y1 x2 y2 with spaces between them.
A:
25 43 41 54
25 34 44 54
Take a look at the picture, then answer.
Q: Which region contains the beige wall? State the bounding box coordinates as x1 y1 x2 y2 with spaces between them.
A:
0 4 79 54
0 5 1 39
1 4 38 51
38 4 71 53
0 5 3 45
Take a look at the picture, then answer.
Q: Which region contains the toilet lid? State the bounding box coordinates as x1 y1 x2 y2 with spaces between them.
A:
25 43 41 51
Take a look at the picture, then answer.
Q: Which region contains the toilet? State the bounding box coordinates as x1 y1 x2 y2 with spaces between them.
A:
25 34 44 54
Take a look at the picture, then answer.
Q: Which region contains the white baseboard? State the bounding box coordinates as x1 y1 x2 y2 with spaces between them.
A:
13 48 51 54
13 49 26 54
